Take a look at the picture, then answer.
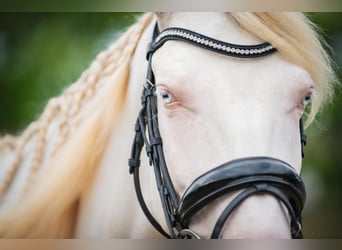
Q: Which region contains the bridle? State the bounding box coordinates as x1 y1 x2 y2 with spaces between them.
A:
128 24 307 239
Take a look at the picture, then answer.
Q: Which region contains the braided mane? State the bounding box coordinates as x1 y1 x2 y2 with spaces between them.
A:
0 12 154 237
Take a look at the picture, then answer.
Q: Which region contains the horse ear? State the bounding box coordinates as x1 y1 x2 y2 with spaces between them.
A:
155 12 173 30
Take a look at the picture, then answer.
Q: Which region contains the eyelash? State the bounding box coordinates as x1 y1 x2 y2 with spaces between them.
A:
157 89 178 106
160 91 174 104
302 94 312 107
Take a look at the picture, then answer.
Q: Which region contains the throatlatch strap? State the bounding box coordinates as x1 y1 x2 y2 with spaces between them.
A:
300 118 307 158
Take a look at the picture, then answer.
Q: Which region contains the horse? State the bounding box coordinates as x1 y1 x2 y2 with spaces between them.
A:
0 12 336 238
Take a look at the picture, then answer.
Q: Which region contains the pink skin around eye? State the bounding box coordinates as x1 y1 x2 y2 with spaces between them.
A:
156 86 180 108
295 91 313 117
295 104 305 117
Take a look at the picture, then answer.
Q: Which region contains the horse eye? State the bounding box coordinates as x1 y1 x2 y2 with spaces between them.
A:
302 95 312 106
159 91 174 104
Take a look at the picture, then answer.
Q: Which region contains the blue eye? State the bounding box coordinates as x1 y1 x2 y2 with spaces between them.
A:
302 95 312 106
160 91 174 104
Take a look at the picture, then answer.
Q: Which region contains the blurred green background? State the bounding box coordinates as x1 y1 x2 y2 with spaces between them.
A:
0 13 341 238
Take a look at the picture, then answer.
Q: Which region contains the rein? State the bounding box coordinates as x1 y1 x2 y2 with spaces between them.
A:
129 24 307 239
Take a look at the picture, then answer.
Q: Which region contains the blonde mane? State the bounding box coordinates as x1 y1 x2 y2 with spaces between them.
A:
0 12 154 237
0 12 336 238
230 13 336 125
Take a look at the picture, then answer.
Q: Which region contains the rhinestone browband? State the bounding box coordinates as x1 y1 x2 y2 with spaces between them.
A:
152 27 277 58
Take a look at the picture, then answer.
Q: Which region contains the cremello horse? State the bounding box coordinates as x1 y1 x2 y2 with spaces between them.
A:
0 12 336 238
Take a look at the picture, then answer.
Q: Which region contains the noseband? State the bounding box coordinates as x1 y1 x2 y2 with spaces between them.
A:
129 24 307 239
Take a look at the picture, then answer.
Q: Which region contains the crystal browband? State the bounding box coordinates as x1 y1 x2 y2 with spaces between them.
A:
152 27 277 58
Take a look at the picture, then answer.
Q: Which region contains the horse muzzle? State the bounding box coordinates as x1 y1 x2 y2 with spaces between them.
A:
177 156 306 239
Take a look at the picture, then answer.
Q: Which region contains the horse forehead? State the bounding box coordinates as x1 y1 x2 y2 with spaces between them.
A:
153 43 287 86
154 13 313 96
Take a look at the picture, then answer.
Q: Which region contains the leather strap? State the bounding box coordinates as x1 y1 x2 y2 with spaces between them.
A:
128 23 307 239
177 157 306 238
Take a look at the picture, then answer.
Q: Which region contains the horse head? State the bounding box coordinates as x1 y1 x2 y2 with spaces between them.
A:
127 12 333 239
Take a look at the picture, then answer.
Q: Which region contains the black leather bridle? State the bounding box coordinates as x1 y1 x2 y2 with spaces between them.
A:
128 24 307 239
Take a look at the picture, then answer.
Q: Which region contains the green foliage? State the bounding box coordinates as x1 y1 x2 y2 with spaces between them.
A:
0 13 139 134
